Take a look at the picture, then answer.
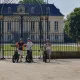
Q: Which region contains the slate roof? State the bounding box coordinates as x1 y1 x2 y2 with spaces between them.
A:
0 4 64 16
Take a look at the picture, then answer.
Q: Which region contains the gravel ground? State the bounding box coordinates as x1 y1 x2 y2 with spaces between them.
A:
0 59 80 80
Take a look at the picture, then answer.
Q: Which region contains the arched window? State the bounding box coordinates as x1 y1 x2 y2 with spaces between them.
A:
8 7 12 13
31 7 35 13
46 7 50 14
17 5 25 13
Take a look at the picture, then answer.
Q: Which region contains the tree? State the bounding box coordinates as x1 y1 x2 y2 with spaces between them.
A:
64 8 80 41
19 0 45 4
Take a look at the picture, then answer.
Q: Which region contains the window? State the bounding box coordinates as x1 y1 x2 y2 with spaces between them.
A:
47 35 50 39
0 21 4 33
31 7 35 13
46 7 50 14
19 8 23 12
46 21 50 32
55 35 59 41
7 22 11 31
38 21 43 32
8 7 12 13
31 21 35 32
54 21 58 32
17 5 25 13
31 35 34 40
8 35 11 40
39 35 43 39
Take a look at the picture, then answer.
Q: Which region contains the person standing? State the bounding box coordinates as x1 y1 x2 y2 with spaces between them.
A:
16 38 24 62
44 39 52 62
25 38 33 62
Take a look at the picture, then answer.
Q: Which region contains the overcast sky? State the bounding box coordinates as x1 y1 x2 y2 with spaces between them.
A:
1 0 80 18
49 0 80 18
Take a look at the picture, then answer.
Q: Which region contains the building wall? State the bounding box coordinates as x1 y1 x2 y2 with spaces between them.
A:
49 16 64 42
49 16 64 33
3 16 64 42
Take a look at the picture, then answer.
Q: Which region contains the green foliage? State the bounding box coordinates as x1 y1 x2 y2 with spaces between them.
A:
64 8 80 41
19 0 45 4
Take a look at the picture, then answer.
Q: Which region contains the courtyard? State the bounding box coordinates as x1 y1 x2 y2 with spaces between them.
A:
0 59 80 80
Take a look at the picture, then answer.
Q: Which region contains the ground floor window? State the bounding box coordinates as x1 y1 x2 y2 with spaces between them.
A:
39 35 43 40
31 35 34 40
55 35 59 41
7 35 12 41
47 35 50 40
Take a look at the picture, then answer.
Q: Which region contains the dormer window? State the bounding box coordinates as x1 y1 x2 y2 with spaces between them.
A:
8 7 12 13
31 7 35 13
17 5 25 13
19 8 23 12
46 7 50 14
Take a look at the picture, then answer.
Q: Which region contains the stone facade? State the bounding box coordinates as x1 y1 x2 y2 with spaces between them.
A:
2 16 64 42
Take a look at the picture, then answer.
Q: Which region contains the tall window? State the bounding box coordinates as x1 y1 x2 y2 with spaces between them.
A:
8 35 11 40
39 35 43 40
55 35 59 41
31 21 35 32
0 21 4 33
47 35 50 39
7 22 11 31
54 21 58 32
38 21 43 32
31 35 34 40
46 21 50 32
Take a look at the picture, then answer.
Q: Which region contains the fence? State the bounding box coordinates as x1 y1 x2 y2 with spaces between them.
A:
0 3 79 59
0 31 79 59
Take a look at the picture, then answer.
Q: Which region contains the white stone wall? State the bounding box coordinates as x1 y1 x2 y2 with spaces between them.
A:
3 16 64 42
49 16 64 42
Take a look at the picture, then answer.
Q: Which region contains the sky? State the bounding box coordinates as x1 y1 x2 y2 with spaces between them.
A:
0 0 80 18
49 0 80 18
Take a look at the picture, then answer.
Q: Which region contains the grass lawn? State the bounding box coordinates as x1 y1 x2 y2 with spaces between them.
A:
0 44 79 58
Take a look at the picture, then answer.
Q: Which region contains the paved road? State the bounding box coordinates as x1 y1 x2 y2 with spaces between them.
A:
0 59 80 80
